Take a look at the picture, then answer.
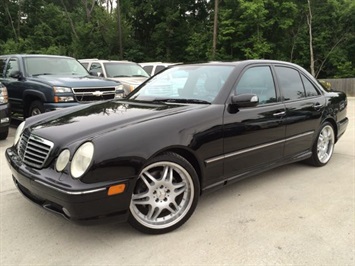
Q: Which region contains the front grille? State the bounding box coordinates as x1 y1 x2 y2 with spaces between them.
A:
72 87 116 102
17 133 54 169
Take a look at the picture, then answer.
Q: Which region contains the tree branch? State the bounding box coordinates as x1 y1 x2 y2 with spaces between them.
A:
60 0 79 40
315 35 346 78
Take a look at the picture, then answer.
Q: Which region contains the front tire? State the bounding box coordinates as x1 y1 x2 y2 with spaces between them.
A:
28 100 45 117
129 152 200 234
0 127 8 140
308 122 335 166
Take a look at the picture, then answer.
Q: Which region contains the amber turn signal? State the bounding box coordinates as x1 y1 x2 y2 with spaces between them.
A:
107 184 126 196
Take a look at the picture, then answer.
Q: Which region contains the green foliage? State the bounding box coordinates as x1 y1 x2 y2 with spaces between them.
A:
0 0 354 77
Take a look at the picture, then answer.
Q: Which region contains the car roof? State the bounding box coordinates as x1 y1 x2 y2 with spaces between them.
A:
79 59 136 64
0 54 75 59
179 59 303 69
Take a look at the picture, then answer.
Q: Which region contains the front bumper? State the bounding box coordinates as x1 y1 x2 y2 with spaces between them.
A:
0 103 10 131
337 117 349 141
5 147 135 224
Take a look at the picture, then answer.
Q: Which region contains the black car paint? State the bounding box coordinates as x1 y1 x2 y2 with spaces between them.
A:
5 60 349 224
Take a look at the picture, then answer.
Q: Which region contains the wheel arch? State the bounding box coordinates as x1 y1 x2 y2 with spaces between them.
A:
322 117 338 143
23 91 46 117
151 146 204 194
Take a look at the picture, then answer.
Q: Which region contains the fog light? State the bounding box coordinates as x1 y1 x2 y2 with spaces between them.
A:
0 117 9 123
108 184 126 196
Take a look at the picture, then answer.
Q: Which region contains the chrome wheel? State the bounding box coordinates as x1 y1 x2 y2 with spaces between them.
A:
129 153 199 234
317 124 335 164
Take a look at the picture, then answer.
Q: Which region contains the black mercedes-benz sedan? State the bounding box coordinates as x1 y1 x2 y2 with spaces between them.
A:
6 60 348 234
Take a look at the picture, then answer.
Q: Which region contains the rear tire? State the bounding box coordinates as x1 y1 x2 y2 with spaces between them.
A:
129 152 200 234
28 100 45 117
308 122 335 167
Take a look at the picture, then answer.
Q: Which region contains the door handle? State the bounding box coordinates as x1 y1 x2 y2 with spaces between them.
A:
313 103 323 110
273 111 286 117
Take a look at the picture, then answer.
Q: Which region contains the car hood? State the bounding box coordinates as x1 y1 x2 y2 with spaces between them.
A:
28 75 119 87
25 100 204 144
106 77 148 86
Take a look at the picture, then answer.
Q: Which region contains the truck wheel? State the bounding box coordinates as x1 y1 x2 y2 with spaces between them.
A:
29 101 45 117
0 128 8 140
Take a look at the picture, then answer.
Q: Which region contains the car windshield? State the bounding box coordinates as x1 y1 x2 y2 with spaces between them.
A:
128 65 234 103
24 57 89 76
104 63 150 78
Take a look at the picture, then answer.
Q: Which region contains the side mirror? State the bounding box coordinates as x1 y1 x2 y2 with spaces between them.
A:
89 71 99 77
231 93 259 107
9 70 24 80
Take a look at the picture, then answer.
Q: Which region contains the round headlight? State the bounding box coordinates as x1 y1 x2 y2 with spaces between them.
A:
70 142 94 179
14 121 26 146
56 149 70 172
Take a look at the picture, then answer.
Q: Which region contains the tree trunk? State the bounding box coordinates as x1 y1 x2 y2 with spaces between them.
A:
117 0 123 58
212 0 219 59
81 0 96 22
4 0 18 42
60 0 79 40
307 0 315 76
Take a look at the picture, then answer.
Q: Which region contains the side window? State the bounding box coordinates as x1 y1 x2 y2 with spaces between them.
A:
155 65 166 74
89 63 102 72
5 58 20 78
301 75 320 97
80 62 89 69
235 66 277 104
143 66 153 75
275 66 305 101
0 58 7 77
89 63 103 77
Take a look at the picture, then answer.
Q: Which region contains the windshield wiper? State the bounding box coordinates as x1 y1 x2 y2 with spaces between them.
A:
132 74 148 77
32 73 53 76
152 98 211 104
113 75 130 77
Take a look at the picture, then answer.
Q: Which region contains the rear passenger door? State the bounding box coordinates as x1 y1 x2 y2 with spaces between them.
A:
273 65 324 157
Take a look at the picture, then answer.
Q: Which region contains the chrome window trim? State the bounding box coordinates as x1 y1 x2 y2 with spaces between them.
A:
205 131 314 164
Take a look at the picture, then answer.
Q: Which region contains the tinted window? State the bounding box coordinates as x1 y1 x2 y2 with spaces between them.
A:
0 58 7 76
155 65 166 74
5 58 20 77
275 66 305 101
143 66 153 75
89 63 102 72
301 75 320 97
235 66 277 104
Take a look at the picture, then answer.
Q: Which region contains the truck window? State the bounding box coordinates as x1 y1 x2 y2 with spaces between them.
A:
5 58 20 78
